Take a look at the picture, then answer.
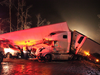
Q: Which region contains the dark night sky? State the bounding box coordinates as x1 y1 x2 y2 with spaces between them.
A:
0 0 100 43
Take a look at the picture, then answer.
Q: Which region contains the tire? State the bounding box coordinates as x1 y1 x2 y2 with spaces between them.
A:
6 53 12 58
45 54 52 62
37 56 45 62
72 56 77 60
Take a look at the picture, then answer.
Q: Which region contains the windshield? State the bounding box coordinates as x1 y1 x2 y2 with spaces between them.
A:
3 44 9 48
8 44 15 48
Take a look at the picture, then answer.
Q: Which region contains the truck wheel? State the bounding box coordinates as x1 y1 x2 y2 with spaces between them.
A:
45 54 52 62
37 56 45 62
72 56 76 60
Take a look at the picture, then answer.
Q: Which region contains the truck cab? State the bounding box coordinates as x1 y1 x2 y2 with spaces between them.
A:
33 31 72 62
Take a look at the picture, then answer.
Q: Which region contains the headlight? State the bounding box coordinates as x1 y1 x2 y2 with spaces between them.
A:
23 51 27 53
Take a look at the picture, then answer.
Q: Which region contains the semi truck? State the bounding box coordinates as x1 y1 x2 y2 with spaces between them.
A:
32 30 100 63
0 22 69 63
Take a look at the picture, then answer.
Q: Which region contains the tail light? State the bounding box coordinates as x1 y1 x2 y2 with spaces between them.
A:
96 59 99 62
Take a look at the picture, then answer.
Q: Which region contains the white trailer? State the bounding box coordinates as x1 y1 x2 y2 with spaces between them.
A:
71 31 100 63
0 22 69 47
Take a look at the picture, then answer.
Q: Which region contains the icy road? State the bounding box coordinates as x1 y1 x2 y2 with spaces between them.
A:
0 58 100 75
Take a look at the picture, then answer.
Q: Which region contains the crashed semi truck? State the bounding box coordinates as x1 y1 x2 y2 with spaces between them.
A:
0 22 100 63
31 30 100 63
0 22 69 62
33 30 100 63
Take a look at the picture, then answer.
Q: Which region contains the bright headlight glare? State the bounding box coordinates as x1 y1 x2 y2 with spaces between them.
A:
23 51 27 53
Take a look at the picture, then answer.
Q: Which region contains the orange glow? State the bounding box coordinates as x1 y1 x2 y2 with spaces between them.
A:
23 46 27 53
14 39 41 46
23 47 27 51
44 38 52 41
44 38 48 40
96 59 99 62
84 51 90 56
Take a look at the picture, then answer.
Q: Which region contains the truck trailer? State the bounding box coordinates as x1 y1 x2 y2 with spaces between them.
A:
0 22 69 47
71 31 100 63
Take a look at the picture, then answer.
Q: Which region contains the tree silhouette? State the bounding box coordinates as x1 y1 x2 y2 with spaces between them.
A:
36 13 50 27
0 0 32 32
